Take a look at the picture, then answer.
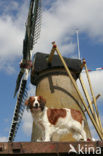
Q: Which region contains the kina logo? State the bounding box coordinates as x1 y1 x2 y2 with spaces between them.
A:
68 144 101 154
68 144 77 153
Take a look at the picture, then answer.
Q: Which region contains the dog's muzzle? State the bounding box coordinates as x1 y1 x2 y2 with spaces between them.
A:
34 103 39 108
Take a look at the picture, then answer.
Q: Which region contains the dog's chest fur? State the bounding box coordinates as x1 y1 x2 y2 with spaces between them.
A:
32 107 66 125
31 106 86 141
31 107 49 129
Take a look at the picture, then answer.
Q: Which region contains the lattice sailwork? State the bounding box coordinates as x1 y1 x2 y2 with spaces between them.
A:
8 0 42 142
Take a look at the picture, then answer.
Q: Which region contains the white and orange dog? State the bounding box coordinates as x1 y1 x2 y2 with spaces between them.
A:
25 96 87 141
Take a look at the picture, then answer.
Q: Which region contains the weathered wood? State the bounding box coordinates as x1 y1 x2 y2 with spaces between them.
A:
48 42 56 64
83 59 103 134
54 44 103 140
79 75 101 129
0 142 103 155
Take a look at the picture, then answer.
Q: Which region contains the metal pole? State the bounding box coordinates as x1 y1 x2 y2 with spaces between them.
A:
76 30 80 59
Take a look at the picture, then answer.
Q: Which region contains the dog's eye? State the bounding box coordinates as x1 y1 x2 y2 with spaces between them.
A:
38 100 41 103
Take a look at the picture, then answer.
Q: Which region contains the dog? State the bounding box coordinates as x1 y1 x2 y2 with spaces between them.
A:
25 96 87 141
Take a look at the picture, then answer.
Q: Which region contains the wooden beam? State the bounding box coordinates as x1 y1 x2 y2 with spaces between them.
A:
79 75 94 114
0 142 103 155
79 75 102 131
91 94 100 104
84 94 101 111
83 59 103 133
51 43 103 140
47 42 56 64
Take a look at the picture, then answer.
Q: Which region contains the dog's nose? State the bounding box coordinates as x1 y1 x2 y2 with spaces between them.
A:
35 103 38 108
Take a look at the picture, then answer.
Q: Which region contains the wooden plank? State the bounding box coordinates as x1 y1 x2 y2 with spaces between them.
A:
83 59 103 133
0 142 103 155
53 43 103 140
79 75 101 131
47 42 56 64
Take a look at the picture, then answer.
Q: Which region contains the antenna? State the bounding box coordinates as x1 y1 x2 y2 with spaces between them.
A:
76 29 80 59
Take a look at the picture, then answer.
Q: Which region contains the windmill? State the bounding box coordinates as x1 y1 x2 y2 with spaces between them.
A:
8 0 42 142
8 0 103 143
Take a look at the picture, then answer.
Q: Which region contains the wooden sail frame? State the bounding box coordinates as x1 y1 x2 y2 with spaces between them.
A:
48 42 103 140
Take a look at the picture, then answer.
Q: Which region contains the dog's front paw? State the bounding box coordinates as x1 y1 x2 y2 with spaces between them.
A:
44 137 50 142
36 139 43 142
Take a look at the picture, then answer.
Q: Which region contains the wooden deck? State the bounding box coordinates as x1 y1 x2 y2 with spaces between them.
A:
0 141 103 155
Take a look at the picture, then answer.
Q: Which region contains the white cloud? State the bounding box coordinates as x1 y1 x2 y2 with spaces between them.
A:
0 0 29 73
77 70 103 140
1 0 103 72
34 0 103 56
0 16 23 58
77 70 103 102
54 0 103 39
0 136 8 142
88 71 103 101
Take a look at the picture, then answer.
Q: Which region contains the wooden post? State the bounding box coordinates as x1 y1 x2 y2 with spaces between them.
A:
51 42 103 140
83 59 103 132
79 75 95 115
47 42 56 64
84 94 101 111
79 75 102 131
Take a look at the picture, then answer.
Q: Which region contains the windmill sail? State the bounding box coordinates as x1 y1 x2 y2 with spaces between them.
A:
8 0 41 142
14 0 41 97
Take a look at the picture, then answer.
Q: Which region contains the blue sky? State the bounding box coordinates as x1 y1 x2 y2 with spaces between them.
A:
0 0 103 142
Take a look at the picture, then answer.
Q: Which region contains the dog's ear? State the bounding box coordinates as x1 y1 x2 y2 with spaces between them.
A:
39 96 46 104
25 99 29 106
38 96 46 111
25 96 35 107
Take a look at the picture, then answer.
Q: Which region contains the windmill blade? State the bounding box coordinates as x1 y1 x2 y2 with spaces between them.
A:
9 0 42 142
31 0 41 48
14 0 41 97
9 78 27 142
14 70 24 97
23 0 41 60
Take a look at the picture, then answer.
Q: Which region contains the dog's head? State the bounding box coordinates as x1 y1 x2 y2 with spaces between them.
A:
25 96 46 111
